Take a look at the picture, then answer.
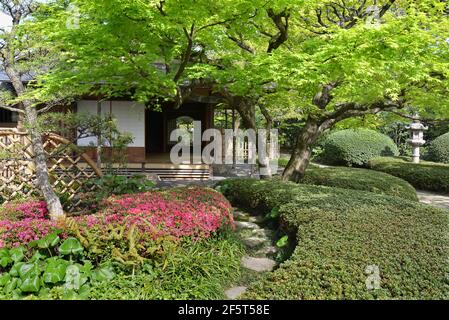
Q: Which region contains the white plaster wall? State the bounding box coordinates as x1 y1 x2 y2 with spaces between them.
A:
76 100 145 147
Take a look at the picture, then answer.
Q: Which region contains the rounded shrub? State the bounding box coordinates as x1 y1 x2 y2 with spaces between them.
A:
320 129 399 166
301 166 418 201
217 179 449 299
428 132 449 164
369 157 449 194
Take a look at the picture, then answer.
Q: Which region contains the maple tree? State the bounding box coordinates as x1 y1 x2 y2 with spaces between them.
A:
24 0 449 182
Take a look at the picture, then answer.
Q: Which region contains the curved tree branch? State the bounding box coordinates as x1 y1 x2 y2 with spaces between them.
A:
0 104 24 114
267 8 290 53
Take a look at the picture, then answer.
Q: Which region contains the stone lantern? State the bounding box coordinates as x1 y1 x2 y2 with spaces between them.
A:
406 118 428 164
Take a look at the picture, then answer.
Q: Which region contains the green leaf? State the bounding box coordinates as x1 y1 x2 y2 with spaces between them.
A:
20 276 41 293
62 289 79 300
3 277 21 294
91 267 115 282
59 238 83 256
9 247 25 263
0 249 12 268
64 264 82 291
18 263 40 280
268 207 280 219
276 235 289 248
9 262 25 277
30 251 47 263
43 260 68 284
77 284 91 300
0 273 11 287
30 231 61 249
79 260 93 275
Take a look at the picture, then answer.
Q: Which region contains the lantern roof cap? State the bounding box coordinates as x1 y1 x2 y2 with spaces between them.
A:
406 121 428 130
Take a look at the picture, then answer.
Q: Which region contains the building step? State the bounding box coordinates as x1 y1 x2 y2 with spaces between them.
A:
71 163 212 181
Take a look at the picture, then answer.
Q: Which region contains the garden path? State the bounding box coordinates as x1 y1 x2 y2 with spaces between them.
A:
417 191 449 211
224 208 278 300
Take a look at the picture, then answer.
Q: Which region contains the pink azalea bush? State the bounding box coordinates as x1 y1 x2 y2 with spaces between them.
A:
95 187 234 240
0 219 59 248
0 200 48 221
0 187 234 248
0 201 59 248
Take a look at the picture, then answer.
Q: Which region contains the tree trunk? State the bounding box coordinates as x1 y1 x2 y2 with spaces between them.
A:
25 103 65 219
282 118 323 182
234 98 257 130
234 98 272 179
4 65 64 219
259 105 274 179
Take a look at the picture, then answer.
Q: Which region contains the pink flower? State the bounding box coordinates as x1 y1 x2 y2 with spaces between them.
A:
0 187 234 248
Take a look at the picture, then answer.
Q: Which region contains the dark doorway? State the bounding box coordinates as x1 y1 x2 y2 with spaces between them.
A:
146 110 164 153
145 103 215 158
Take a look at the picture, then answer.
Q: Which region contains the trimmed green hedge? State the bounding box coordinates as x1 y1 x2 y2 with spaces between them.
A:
301 166 418 201
320 129 399 166
369 157 449 194
217 179 449 299
428 132 449 164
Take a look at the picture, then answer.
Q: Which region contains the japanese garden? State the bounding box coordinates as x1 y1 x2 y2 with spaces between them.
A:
1 0 449 301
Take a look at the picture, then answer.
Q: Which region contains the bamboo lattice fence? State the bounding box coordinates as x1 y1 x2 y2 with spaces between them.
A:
0 129 102 212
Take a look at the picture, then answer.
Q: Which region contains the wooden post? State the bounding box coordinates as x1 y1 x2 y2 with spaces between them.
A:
96 100 102 169
232 107 237 169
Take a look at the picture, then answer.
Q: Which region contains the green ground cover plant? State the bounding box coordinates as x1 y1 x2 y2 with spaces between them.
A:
217 179 449 299
0 233 114 299
88 233 244 300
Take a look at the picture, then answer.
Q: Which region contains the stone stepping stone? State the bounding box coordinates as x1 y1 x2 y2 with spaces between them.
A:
241 256 276 272
233 210 250 219
255 246 278 256
248 216 265 224
242 237 268 248
251 228 274 238
235 221 261 230
225 286 247 300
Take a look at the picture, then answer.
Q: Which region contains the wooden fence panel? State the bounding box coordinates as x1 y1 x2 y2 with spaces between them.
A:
0 129 102 212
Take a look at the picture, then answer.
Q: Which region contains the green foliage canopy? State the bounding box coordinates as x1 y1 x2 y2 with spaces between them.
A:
21 1 449 130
